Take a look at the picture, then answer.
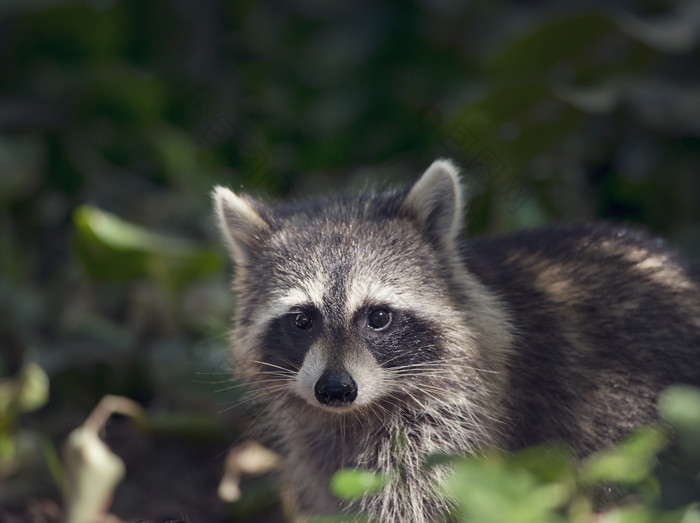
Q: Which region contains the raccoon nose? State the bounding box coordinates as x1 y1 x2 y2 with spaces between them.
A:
314 370 358 407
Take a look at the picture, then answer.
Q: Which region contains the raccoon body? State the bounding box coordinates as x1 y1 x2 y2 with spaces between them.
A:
213 160 700 522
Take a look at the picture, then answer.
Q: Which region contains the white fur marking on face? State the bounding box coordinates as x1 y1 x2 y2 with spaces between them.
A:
345 272 461 329
294 342 390 411
270 266 326 306
295 344 327 406
276 288 318 309
344 349 389 407
243 284 325 349
264 269 327 319
302 272 326 311
345 278 408 318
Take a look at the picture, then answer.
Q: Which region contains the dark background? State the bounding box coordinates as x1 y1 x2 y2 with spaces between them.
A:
1 0 699 521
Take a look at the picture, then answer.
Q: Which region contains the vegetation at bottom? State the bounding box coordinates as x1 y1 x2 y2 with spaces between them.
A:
327 385 700 523
1 0 699 520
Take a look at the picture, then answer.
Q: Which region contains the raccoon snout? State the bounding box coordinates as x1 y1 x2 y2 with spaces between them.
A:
314 369 358 407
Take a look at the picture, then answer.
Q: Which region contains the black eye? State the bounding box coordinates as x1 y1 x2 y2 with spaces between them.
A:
294 311 313 330
367 308 392 330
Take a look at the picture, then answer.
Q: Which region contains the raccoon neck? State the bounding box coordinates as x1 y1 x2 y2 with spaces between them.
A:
280 400 499 520
279 383 505 461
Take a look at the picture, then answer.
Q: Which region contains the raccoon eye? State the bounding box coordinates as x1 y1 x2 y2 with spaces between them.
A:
367 308 391 330
294 311 313 330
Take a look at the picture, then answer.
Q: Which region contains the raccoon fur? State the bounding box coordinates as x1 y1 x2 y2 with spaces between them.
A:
212 160 700 522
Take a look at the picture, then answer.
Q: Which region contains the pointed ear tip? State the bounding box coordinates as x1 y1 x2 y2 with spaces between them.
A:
211 185 234 201
421 159 464 200
212 186 246 215
428 158 461 179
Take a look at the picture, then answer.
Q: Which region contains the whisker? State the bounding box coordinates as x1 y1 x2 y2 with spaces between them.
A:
385 356 499 375
191 376 238 385
214 377 295 393
257 347 302 371
217 383 293 414
251 359 297 373
254 371 297 381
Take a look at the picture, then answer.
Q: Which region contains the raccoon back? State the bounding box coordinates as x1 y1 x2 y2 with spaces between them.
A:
462 223 700 454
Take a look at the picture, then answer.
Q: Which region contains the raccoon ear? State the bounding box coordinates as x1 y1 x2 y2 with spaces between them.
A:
403 159 464 247
212 186 271 266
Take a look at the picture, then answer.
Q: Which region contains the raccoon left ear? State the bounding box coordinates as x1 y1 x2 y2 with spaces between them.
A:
212 186 271 267
402 159 464 247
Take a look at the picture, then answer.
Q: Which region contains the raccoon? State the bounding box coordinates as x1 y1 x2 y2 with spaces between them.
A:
212 160 700 522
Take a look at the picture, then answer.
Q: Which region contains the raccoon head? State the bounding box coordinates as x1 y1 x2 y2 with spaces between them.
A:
213 160 501 415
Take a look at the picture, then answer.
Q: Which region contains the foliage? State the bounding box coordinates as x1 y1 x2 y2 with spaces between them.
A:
330 469 391 502
1 0 699 521
74 204 222 289
0 363 49 472
330 385 700 523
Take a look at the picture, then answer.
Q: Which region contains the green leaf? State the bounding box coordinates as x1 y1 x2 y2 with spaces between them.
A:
509 443 575 484
658 385 700 457
16 363 49 414
580 426 668 486
658 385 700 436
597 504 657 523
0 362 49 416
444 452 568 523
73 205 222 288
330 468 390 501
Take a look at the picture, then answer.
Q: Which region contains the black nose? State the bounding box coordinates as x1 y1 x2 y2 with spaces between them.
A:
314 370 358 406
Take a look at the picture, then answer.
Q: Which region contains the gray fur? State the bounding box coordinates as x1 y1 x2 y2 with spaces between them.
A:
212 159 700 522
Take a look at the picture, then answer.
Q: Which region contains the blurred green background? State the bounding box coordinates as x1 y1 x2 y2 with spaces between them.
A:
1 0 699 521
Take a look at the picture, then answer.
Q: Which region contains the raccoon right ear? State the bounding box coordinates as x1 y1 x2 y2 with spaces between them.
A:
402 159 464 248
212 186 271 266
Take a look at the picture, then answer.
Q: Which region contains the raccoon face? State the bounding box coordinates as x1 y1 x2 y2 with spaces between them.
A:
213 160 467 413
